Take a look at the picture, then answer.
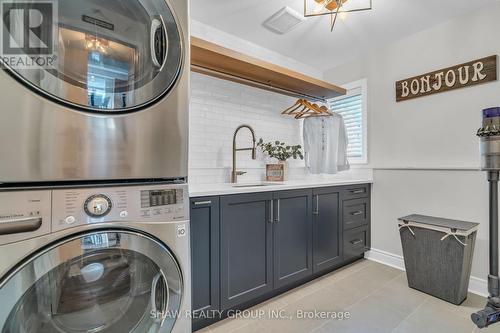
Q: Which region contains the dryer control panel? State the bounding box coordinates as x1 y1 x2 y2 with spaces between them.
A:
52 184 189 232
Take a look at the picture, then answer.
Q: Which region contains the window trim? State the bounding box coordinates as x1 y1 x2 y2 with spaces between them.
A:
330 78 368 165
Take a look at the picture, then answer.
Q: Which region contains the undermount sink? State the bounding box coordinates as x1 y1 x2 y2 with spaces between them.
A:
231 182 284 188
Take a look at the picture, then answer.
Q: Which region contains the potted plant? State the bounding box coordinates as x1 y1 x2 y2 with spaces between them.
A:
257 138 304 181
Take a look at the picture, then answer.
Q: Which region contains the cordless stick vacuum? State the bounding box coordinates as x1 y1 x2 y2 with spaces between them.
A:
473 107 500 329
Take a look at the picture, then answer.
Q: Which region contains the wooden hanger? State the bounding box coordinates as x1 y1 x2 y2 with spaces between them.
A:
281 99 306 115
302 105 333 118
296 102 332 119
282 99 333 119
293 100 319 118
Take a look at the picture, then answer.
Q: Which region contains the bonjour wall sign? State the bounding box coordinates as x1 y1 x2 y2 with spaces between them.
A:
396 55 497 102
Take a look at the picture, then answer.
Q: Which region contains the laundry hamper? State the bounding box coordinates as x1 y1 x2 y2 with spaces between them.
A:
398 214 479 305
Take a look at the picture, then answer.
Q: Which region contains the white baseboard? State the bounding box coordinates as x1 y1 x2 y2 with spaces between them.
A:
365 248 488 297
365 248 405 271
468 276 489 298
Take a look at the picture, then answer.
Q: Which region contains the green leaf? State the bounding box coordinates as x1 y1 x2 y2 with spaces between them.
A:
255 139 303 162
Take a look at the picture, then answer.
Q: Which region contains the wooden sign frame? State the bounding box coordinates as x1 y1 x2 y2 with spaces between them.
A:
266 164 285 182
396 55 497 102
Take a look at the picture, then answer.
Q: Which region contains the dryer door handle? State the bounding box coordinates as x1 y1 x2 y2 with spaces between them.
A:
151 271 170 325
151 16 167 68
0 217 42 235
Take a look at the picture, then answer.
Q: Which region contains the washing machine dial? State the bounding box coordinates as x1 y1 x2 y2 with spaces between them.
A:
84 194 112 218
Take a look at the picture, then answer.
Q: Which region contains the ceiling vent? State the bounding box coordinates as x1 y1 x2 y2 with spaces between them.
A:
263 7 305 35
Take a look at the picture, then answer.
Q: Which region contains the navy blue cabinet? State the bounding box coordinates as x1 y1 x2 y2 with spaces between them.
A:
190 197 220 331
191 184 371 331
220 192 274 310
273 189 313 289
344 225 370 260
312 187 343 273
341 184 371 261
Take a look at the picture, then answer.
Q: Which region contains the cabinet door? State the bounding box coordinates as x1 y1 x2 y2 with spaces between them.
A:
190 197 220 330
273 189 313 289
312 187 343 273
220 192 273 310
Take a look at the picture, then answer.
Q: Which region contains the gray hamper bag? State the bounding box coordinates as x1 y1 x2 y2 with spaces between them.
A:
398 214 479 305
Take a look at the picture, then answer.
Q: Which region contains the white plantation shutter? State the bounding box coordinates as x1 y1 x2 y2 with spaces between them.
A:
328 91 364 160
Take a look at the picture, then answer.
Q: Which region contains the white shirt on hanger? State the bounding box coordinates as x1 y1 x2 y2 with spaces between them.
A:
303 113 350 174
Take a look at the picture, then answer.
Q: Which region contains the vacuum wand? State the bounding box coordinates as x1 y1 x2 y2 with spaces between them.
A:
472 108 500 328
471 172 500 328
489 171 499 287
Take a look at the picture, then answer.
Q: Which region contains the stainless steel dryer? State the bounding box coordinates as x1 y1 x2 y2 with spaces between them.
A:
0 0 189 184
0 183 191 333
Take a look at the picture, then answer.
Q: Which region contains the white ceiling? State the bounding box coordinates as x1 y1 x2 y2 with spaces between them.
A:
190 0 498 71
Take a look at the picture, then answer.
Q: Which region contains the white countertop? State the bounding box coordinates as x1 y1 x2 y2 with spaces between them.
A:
189 178 373 197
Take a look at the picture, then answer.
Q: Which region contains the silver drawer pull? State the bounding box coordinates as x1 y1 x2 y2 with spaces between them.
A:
313 195 319 215
350 189 365 194
351 211 364 216
275 199 280 223
0 217 42 235
194 201 212 206
350 239 364 245
269 200 274 224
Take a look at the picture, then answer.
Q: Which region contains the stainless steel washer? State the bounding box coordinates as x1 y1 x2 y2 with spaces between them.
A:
0 183 191 333
0 0 189 184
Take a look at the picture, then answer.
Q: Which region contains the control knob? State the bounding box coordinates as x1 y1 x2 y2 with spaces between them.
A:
84 194 112 218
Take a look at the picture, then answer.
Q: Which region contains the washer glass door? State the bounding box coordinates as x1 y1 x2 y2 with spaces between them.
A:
2 0 183 112
0 231 183 333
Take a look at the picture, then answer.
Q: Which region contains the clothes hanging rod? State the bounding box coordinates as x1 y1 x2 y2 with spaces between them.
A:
191 65 328 103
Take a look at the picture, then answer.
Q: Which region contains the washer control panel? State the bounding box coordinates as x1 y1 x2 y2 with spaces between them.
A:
84 194 112 218
52 184 188 232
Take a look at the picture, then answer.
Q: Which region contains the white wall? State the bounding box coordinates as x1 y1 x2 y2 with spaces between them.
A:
189 72 305 184
324 3 500 291
189 72 372 184
191 20 323 79
189 20 371 184
189 20 311 184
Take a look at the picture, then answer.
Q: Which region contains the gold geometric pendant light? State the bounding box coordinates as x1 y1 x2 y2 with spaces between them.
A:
304 0 372 31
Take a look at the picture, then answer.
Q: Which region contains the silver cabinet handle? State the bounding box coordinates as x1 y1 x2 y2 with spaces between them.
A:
268 200 274 224
351 211 364 216
350 189 364 194
0 217 42 235
193 201 212 206
275 199 280 223
313 195 319 215
350 239 364 245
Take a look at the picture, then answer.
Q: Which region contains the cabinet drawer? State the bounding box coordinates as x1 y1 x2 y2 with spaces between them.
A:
344 226 369 259
343 198 369 230
342 184 370 200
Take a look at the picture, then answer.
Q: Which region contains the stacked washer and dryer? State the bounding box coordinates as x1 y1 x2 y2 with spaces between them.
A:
0 0 191 332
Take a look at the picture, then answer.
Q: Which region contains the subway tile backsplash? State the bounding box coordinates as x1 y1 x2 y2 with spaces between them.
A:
189 72 305 184
189 72 371 184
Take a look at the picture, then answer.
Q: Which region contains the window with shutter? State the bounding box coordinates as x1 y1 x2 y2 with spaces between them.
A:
328 80 367 164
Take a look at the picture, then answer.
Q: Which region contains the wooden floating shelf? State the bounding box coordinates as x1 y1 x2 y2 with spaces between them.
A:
190 37 346 101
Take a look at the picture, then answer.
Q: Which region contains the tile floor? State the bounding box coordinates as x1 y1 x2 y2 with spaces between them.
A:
197 260 498 333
